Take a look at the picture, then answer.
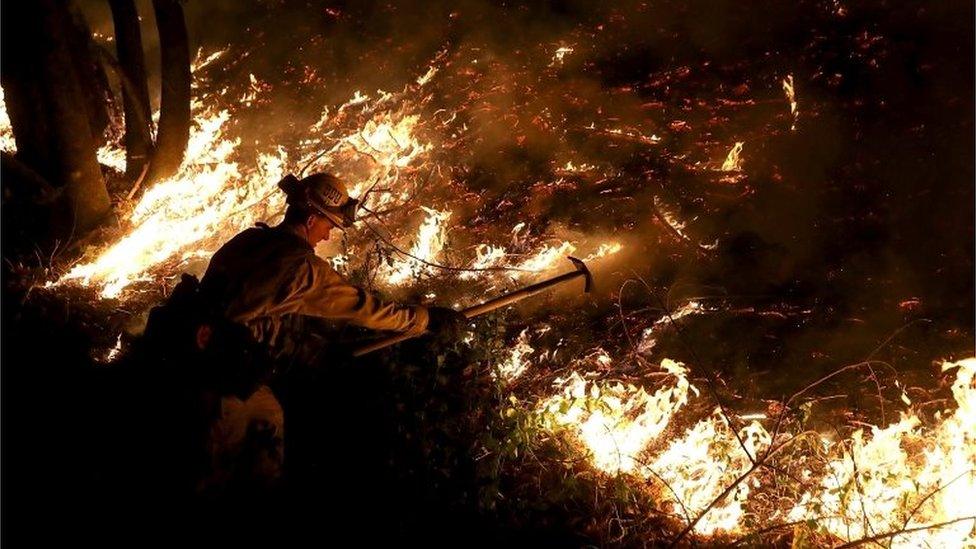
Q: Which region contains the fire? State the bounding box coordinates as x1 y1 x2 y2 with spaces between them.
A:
514 241 576 274
1 88 16 153
57 67 434 298
101 333 124 363
540 352 768 535
384 207 452 285
582 242 622 262
190 48 226 74
638 300 705 353
459 244 507 280
539 353 976 542
647 412 770 535
541 358 697 474
495 328 534 382
789 358 976 547
550 46 575 67
559 160 595 173
303 99 432 214
721 141 744 172
96 143 127 173
782 74 798 130
59 105 288 297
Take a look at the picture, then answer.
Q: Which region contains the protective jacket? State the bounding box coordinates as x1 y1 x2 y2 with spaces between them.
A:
200 223 429 361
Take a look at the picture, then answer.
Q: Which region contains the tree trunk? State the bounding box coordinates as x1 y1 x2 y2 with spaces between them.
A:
0 0 111 233
1 4 52 177
65 1 113 140
108 0 153 181
146 0 191 184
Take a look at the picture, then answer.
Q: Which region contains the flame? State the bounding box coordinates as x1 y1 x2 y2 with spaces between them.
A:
102 333 124 363
541 358 698 474
559 160 595 173
96 143 127 173
789 358 976 547
1 88 16 153
782 75 798 130
638 301 705 353
190 48 227 74
57 70 432 298
459 239 618 282
721 141 744 172
305 103 431 214
384 207 452 285
514 241 576 274
540 352 769 535
646 412 770 535
582 242 622 262
59 105 288 297
495 328 534 382
416 66 438 86
460 244 507 280
550 46 575 67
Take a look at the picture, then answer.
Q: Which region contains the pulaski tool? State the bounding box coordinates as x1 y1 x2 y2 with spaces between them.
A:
352 256 593 357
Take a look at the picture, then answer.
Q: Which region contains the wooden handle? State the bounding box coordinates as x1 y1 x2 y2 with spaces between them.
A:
351 332 419 357
351 258 590 357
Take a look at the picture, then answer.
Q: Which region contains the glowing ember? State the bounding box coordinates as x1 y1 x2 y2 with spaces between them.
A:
541 358 698 474
789 358 976 547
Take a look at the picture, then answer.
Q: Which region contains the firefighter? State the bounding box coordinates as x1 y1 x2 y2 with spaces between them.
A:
186 171 467 491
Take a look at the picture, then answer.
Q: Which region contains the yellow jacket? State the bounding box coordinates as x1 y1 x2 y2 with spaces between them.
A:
201 224 428 358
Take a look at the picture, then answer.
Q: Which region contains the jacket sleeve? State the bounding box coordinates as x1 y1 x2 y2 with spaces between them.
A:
289 255 429 334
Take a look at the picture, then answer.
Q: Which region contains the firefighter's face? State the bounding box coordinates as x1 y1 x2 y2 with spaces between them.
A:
305 213 338 244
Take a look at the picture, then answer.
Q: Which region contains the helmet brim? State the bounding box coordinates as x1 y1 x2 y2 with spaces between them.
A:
317 210 347 231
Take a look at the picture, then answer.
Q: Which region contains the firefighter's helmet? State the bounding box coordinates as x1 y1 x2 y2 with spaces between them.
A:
278 172 359 229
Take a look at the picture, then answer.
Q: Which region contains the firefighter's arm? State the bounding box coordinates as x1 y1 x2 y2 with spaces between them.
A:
292 255 429 334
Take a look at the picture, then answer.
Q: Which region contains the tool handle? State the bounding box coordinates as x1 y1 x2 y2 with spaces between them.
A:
351 300 486 357
352 332 418 357
461 270 583 317
351 259 589 357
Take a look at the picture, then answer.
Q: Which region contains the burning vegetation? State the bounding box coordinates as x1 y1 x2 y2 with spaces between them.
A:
2 0 973 545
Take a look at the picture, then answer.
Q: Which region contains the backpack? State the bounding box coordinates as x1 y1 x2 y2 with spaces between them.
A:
143 274 273 400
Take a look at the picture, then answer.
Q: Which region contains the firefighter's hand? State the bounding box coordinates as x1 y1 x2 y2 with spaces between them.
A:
426 307 469 341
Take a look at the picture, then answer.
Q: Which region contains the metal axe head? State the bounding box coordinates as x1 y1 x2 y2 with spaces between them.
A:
566 256 593 293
